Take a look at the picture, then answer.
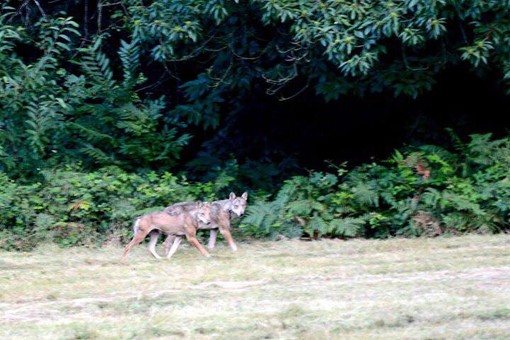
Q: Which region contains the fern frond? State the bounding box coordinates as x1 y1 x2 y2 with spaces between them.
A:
421 188 442 210
467 133 508 167
418 144 456 163
442 212 473 232
119 39 141 86
80 143 118 164
352 182 379 207
380 191 398 208
78 38 116 89
69 122 115 144
242 201 283 235
330 217 366 237
286 199 316 216
274 177 306 206
443 191 483 214
305 215 329 237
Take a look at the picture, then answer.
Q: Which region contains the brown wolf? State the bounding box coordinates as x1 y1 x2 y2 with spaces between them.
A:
122 202 213 260
161 192 248 256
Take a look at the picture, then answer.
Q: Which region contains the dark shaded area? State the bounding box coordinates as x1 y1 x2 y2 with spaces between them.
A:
197 66 510 171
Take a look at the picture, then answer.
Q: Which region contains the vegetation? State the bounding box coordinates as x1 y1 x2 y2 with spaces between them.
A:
0 166 221 250
1 235 509 338
243 133 510 238
1 1 510 248
1 132 508 250
3 1 510 175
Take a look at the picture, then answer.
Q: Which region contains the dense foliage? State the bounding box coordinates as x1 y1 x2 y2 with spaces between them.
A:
0 166 222 250
242 133 510 239
1 133 508 250
1 2 510 248
2 1 510 176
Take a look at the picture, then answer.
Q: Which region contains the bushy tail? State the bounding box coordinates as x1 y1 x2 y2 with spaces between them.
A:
133 218 141 234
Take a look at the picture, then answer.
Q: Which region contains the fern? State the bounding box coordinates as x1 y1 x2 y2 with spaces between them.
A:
81 144 119 165
68 121 116 144
118 39 142 86
78 37 116 91
241 200 284 237
351 181 380 208
442 191 483 215
25 99 63 155
153 127 192 160
466 133 508 167
286 199 322 216
330 217 366 237
304 215 329 237
442 212 474 233
274 177 305 204
380 191 398 208
417 144 457 164
421 188 442 210
115 103 157 136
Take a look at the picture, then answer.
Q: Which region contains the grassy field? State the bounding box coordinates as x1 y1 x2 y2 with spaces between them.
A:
1 234 509 339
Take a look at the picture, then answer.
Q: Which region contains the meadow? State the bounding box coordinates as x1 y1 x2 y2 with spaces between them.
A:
1 234 509 339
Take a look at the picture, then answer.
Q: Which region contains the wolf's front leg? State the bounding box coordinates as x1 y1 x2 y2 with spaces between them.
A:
220 228 238 252
186 231 211 257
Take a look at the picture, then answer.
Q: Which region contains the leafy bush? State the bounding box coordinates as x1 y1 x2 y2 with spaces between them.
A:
241 133 510 239
0 166 218 250
0 6 190 178
2 133 509 250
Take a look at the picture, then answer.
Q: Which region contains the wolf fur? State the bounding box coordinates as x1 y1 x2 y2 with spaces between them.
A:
161 192 248 255
122 202 213 260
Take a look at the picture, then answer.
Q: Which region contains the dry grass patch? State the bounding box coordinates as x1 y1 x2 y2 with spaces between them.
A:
1 235 509 339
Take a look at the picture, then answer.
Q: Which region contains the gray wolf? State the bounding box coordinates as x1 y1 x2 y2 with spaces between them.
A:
122 202 213 259
162 192 248 256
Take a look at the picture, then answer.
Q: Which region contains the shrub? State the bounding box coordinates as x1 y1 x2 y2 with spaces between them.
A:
241 133 510 239
2 133 509 250
0 166 217 250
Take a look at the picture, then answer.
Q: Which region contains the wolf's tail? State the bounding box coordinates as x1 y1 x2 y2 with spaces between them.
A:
133 218 141 234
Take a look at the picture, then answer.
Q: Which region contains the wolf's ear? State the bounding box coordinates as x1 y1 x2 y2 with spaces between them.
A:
241 192 248 200
229 192 236 200
196 201 203 208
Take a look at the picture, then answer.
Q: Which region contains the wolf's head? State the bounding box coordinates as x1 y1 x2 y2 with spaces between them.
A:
228 192 248 217
195 201 212 225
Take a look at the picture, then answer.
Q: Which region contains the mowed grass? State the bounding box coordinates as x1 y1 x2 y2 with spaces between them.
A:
1 235 509 339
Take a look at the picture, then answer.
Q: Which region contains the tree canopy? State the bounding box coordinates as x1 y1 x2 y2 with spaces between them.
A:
1 1 510 177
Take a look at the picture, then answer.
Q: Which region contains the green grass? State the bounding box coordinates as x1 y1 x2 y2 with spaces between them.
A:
1 235 509 339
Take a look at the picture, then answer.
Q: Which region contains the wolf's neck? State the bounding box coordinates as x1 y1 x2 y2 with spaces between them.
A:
213 199 231 212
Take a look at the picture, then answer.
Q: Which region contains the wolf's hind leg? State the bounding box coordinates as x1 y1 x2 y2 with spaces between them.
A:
167 236 183 258
148 230 161 259
208 229 218 249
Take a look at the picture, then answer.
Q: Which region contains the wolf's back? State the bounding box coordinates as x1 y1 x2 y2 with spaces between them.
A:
164 201 198 215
